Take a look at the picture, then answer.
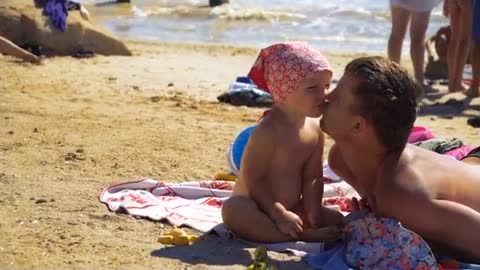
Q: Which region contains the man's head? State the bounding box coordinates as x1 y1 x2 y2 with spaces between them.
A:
321 56 419 151
248 42 332 117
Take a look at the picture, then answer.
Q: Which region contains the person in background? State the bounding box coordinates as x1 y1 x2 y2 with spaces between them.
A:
465 0 480 97
209 0 229 7
387 0 442 96
0 35 41 64
444 0 473 93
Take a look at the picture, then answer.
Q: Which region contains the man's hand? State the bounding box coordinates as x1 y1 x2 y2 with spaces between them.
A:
351 196 377 212
351 197 369 212
274 210 304 239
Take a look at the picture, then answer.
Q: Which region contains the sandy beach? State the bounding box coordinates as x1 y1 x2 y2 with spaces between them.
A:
1 40 479 270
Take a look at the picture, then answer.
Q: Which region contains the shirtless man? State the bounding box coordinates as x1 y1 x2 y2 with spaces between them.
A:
321 56 480 262
222 42 343 243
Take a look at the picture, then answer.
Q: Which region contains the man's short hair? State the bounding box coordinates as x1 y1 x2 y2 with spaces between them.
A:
345 56 419 151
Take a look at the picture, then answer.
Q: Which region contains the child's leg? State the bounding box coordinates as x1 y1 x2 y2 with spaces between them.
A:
222 196 290 242
222 196 339 243
388 5 411 63
410 10 431 85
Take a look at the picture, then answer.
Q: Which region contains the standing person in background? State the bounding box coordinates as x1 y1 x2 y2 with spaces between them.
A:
466 0 480 97
387 0 442 96
444 0 473 93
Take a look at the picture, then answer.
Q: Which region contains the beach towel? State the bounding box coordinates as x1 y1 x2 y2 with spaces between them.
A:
99 166 359 256
409 126 477 160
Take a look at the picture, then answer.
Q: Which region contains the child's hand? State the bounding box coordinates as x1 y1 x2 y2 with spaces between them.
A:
274 210 303 239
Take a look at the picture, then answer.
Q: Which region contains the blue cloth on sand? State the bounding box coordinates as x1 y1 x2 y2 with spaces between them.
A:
43 0 69 32
306 243 352 270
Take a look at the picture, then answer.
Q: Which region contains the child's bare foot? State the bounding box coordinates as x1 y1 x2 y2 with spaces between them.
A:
465 87 480 97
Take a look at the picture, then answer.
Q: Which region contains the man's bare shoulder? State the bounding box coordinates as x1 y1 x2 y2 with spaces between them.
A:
375 147 430 212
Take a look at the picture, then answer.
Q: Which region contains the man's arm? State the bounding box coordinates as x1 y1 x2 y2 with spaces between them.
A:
378 174 480 262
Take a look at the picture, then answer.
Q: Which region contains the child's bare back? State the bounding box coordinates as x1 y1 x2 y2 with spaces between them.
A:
232 114 322 209
224 110 343 243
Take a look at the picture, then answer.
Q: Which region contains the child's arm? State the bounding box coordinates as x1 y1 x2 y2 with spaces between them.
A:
239 126 303 237
302 131 325 227
378 172 480 262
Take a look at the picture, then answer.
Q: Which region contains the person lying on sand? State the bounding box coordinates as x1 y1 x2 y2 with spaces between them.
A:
222 42 344 243
0 35 41 64
426 25 450 63
322 56 480 262
209 0 229 7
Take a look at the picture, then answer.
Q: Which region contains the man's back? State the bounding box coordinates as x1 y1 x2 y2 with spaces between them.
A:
378 145 480 212
375 145 480 261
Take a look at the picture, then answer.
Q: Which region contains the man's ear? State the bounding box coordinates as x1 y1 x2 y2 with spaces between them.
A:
351 116 367 135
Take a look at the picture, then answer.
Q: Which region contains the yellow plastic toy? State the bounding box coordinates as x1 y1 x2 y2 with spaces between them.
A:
246 247 278 270
157 227 199 246
214 172 237 182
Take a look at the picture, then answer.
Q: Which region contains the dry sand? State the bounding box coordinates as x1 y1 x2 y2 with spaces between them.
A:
1 41 479 270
